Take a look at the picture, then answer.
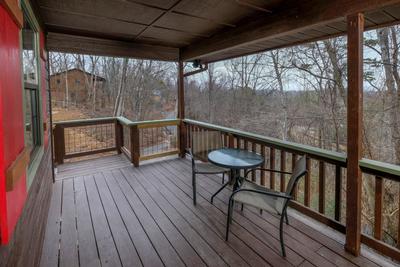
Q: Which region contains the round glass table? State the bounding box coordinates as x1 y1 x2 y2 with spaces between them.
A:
208 148 264 203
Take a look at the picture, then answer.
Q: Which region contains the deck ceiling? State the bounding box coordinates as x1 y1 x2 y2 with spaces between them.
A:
35 0 400 62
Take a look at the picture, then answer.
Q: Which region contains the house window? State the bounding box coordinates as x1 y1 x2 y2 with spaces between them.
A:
22 8 41 155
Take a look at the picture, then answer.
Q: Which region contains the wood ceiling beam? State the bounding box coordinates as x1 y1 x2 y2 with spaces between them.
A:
181 0 400 61
46 32 179 61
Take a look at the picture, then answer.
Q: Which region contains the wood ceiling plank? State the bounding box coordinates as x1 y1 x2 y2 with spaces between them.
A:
383 4 400 20
38 0 163 25
153 12 222 36
46 32 179 61
41 9 146 37
139 27 198 46
365 10 397 25
173 0 253 25
126 0 177 9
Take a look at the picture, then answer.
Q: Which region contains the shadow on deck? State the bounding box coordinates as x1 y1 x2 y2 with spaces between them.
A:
40 155 395 267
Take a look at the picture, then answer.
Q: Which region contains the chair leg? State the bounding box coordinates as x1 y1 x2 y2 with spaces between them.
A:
285 210 289 225
226 199 233 241
241 203 244 211
279 214 286 257
192 171 197 205
222 172 225 184
260 209 263 215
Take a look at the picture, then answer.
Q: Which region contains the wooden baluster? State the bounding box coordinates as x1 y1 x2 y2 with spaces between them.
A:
304 157 311 207
115 121 123 154
318 161 325 214
130 125 140 167
280 151 286 192
292 153 298 200
270 147 275 189
53 124 65 165
228 133 234 148
335 165 342 221
374 176 383 240
261 145 266 186
251 142 256 182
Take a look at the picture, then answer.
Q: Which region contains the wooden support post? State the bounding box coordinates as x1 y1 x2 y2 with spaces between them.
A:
345 13 364 256
177 60 186 157
115 121 123 154
130 125 140 167
53 125 65 165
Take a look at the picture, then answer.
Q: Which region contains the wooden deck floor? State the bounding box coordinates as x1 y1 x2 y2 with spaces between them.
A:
41 155 395 267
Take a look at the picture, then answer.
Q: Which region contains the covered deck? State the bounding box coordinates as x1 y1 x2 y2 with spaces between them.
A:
5 0 400 265
41 154 390 267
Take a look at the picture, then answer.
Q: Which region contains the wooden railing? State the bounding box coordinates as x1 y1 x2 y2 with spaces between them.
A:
116 117 180 166
183 119 400 261
53 117 180 166
53 116 400 260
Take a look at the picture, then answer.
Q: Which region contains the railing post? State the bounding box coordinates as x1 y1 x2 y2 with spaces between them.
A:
177 60 186 158
179 121 186 157
130 125 140 167
53 124 65 165
115 120 123 154
345 13 364 256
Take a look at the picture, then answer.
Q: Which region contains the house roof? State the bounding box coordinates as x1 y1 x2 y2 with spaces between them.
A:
35 0 400 63
50 68 106 81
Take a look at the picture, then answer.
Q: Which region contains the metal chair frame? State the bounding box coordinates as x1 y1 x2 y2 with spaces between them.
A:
225 156 307 257
189 131 229 205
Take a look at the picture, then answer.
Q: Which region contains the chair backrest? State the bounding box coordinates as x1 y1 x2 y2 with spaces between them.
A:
191 130 223 159
285 155 307 196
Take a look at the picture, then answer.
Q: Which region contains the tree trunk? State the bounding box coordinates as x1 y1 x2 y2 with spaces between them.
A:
114 58 128 117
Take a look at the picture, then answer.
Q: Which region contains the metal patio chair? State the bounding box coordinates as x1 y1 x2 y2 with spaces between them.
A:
225 155 307 257
189 130 229 205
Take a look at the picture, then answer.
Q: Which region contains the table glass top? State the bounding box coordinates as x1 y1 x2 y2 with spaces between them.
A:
208 148 264 169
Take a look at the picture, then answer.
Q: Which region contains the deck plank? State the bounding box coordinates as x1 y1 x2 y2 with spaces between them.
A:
41 155 397 267
133 166 249 267
74 176 101 267
144 164 273 267
59 179 79 267
93 172 142 267
111 169 186 267
40 181 62 267
103 170 164 267
84 175 122 267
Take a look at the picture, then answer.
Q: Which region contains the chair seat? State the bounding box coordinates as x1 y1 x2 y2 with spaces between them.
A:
194 162 228 174
233 180 286 214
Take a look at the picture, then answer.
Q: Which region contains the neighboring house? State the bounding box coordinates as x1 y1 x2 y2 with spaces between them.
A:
50 68 106 105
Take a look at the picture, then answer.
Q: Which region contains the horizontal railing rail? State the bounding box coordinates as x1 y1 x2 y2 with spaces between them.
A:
53 116 400 260
183 118 400 261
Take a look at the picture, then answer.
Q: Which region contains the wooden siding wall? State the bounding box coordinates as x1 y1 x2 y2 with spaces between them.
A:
0 145 53 267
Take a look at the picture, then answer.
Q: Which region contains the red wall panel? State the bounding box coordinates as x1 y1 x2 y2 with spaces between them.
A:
0 5 27 244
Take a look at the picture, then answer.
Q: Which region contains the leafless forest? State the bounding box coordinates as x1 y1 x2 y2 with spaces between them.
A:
50 26 400 246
